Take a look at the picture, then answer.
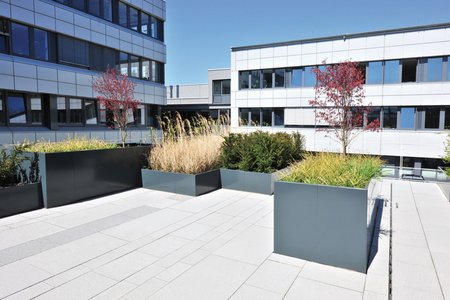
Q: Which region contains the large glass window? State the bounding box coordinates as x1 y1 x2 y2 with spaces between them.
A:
151 61 156 82
367 107 381 126
426 57 443 82
130 55 140 78
239 71 249 89
57 97 66 123
150 16 157 38
367 61 383 84
69 98 82 124
88 0 101 17
262 108 272 126
304 66 316 87
447 57 450 81
222 80 230 94
291 68 302 87
401 59 417 83
103 0 113 21
213 81 221 95
129 6 139 31
251 108 260 126
58 35 89 67
423 107 440 129
7 94 26 124
118 52 129 75
34 29 49 61
0 18 9 53
384 60 400 84
142 60 150 80
239 108 250 126
383 107 398 129
11 23 30 57
30 96 42 125
118 2 128 27
251 71 261 89
274 69 285 88
146 105 158 127
445 107 450 130
72 0 85 11
274 108 284 126
399 107 415 129
262 70 272 88
141 13 149 35
85 100 97 125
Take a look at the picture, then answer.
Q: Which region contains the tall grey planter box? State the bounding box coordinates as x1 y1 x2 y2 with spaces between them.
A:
274 180 380 273
0 183 43 218
24 146 149 208
220 168 275 195
141 169 221 196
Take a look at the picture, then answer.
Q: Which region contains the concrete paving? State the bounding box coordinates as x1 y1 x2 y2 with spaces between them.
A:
1 178 446 299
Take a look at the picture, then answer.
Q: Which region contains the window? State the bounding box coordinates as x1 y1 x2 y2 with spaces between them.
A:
262 108 272 126
129 6 139 31
7 94 26 124
274 108 284 126
85 100 97 125
69 99 82 124
304 66 316 87
57 97 66 123
401 59 417 83
262 70 272 88
399 107 415 129
141 13 149 35
156 18 164 41
251 108 260 126
0 93 4 125
239 108 250 126
133 105 145 126
422 107 440 129
222 80 230 94
34 29 50 61
118 2 128 27
291 68 302 87
446 107 450 129
274 69 285 88
384 60 400 84
103 0 113 21
426 57 443 82
72 0 85 11
251 71 261 89
30 96 42 125
58 35 89 67
213 81 222 95
150 16 157 38
130 55 140 78
367 107 381 126
357 63 367 84
151 61 156 82
383 107 398 129
58 97 83 125
146 105 158 127
142 60 150 80
447 57 450 81
11 23 30 57
88 0 101 17
367 61 383 84
239 71 249 89
0 18 9 53
118 52 129 75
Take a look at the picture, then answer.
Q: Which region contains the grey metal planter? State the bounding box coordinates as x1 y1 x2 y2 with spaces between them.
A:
0 183 43 218
141 169 221 196
274 180 380 273
24 146 149 208
220 168 276 195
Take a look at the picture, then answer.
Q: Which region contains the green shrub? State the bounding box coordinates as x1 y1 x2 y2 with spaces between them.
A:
0 147 25 187
220 131 304 173
21 137 117 153
444 134 450 176
281 152 383 188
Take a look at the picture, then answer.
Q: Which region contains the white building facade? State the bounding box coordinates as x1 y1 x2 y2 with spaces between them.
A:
0 0 166 145
230 23 450 167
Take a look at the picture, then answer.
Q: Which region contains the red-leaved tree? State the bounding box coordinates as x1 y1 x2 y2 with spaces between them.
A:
309 61 380 156
93 68 141 147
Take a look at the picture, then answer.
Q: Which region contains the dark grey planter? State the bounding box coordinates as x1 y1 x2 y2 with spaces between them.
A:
24 146 149 208
0 183 43 218
274 180 380 273
220 168 276 195
141 169 221 196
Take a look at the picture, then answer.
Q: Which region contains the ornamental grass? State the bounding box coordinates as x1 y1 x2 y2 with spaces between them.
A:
21 137 117 153
282 152 383 188
148 112 229 174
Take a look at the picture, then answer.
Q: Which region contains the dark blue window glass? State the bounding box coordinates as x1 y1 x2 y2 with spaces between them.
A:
426 57 443 81
291 68 302 87
384 60 400 84
400 107 415 129
367 61 383 84
118 2 128 27
11 23 29 56
130 7 139 31
34 29 49 61
88 0 101 17
304 66 316 87
7 95 26 124
103 0 112 21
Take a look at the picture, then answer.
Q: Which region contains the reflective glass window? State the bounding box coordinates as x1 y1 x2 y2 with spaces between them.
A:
8 94 26 124
11 23 29 56
384 60 400 84
274 69 285 88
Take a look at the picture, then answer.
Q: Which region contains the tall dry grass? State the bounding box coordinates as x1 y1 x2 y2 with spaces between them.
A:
21 137 117 153
148 112 229 174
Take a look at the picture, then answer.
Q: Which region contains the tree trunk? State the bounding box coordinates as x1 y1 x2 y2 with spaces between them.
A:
119 128 127 148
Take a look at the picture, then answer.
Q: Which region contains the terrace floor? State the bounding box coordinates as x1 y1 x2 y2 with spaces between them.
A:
0 179 447 299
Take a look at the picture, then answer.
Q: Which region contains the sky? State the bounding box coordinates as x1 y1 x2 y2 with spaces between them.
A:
164 0 450 85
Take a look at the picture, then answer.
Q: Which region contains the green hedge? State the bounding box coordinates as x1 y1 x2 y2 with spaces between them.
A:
0 147 25 187
21 138 117 153
220 131 304 173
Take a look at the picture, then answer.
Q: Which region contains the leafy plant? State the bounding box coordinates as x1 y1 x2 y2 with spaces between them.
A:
148 112 229 174
444 134 450 176
221 131 304 173
21 137 117 153
0 147 25 187
282 152 383 188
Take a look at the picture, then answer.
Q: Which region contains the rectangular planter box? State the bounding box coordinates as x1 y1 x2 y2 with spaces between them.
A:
141 169 221 196
220 168 276 195
0 183 43 218
24 146 149 208
274 180 381 273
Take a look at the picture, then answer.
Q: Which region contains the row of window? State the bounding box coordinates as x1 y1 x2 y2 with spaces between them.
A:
0 91 159 127
238 106 450 130
0 20 164 83
239 56 450 90
53 0 164 42
213 80 231 96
